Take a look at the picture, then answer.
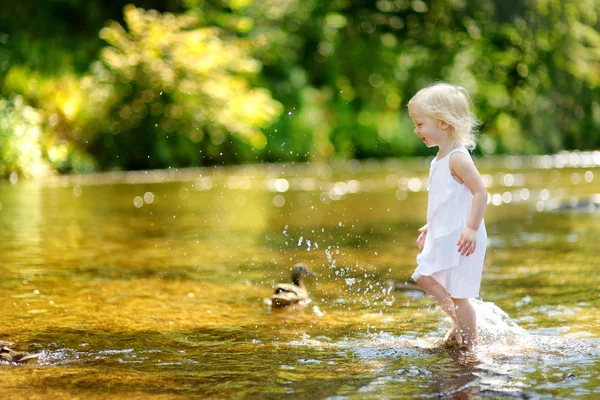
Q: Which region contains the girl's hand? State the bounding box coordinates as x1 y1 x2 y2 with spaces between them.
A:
457 228 477 256
416 224 428 251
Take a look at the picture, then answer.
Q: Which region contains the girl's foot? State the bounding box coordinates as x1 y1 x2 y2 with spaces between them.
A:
458 336 478 352
458 342 478 355
443 326 462 347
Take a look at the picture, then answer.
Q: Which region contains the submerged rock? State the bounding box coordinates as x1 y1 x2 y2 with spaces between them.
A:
546 195 600 213
385 280 422 292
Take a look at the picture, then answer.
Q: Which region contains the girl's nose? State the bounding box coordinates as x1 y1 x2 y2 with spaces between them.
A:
414 127 418 134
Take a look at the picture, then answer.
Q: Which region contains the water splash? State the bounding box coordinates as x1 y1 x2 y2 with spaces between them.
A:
286 299 600 364
449 300 600 366
472 299 529 349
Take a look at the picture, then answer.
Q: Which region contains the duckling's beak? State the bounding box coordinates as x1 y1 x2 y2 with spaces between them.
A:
308 270 317 277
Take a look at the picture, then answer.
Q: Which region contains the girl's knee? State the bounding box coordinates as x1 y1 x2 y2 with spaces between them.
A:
416 276 437 291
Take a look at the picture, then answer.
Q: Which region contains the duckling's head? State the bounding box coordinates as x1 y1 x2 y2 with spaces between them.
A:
291 263 317 285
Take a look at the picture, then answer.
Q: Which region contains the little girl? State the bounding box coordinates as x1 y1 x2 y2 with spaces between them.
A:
408 83 487 350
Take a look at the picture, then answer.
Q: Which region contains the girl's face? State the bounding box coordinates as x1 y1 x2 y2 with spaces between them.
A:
409 105 451 148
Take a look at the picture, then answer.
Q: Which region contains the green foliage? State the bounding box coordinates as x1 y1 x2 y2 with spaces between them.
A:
85 5 282 169
1 67 100 174
0 96 46 178
0 0 599 176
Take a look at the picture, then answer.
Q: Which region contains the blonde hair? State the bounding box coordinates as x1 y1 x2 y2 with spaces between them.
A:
408 83 480 150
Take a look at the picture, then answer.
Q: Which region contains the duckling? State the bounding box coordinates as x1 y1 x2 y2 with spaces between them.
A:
266 263 317 308
0 344 40 364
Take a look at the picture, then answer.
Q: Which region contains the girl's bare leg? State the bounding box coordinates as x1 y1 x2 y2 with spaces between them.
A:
416 276 461 344
452 298 478 349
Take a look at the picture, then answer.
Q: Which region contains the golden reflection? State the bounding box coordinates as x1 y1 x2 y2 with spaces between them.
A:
1 157 600 398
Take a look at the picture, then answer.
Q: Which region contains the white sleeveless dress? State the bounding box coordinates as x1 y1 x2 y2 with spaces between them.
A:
411 147 486 299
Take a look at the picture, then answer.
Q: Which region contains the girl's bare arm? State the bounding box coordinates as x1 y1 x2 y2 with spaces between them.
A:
450 152 487 256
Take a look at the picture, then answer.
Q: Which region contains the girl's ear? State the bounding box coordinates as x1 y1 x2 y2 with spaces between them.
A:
439 120 450 130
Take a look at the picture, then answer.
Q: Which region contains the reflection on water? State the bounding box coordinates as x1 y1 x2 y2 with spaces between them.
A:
1 152 599 398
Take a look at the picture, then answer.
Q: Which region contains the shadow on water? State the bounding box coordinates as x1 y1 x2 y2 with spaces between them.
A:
1 153 600 398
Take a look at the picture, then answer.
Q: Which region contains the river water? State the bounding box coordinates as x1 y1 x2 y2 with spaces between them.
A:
1 152 599 399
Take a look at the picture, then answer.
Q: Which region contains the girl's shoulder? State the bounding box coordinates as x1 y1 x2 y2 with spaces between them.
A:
448 148 474 166
450 147 471 157
449 148 482 183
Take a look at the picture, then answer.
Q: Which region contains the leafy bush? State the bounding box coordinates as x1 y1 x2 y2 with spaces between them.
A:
0 96 47 178
86 5 283 169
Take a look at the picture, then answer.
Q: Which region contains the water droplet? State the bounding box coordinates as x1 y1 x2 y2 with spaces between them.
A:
407 177 422 192
73 185 82 197
144 192 155 204
133 196 143 208
585 170 594 182
273 195 285 207
536 201 545 212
